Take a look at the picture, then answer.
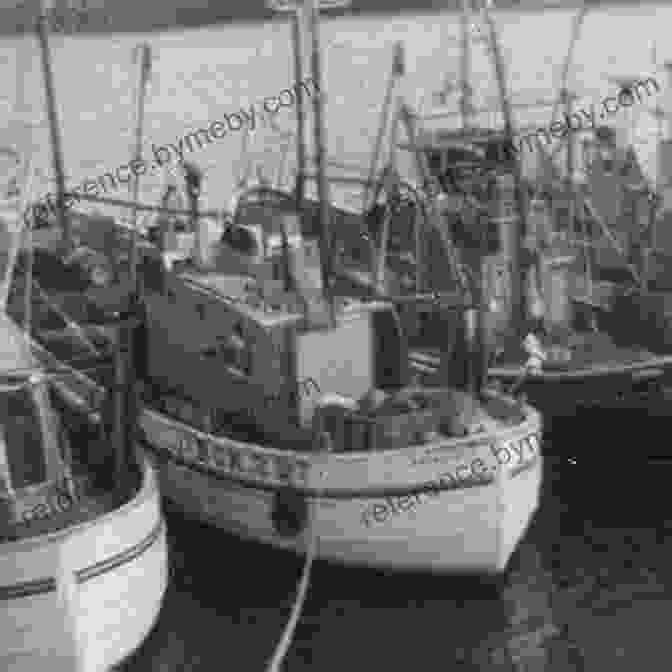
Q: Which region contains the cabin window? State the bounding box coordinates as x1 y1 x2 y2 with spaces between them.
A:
0 387 46 488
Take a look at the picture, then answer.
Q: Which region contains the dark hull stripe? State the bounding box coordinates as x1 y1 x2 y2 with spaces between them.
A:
0 519 164 602
142 438 499 500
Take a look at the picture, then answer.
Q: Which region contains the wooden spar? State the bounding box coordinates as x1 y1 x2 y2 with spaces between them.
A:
292 8 307 210
35 8 71 253
562 88 576 254
548 5 589 163
55 191 227 219
362 43 404 216
129 44 152 298
364 45 405 281
306 0 335 323
458 0 473 130
482 7 526 337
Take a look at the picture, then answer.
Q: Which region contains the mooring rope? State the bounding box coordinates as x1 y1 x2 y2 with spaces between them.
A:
265 453 327 672
265 524 318 672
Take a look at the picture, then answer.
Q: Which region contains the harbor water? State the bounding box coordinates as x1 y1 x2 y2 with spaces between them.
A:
119 425 672 671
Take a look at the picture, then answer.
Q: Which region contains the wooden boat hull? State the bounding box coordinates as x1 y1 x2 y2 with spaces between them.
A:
413 350 672 424
27 331 541 573
493 357 672 416
0 456 167 671
138 406 542 574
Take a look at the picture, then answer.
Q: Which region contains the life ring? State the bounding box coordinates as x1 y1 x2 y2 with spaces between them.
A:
271 488 309 538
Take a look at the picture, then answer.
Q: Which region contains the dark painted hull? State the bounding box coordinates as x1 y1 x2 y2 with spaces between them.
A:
494 360 672 426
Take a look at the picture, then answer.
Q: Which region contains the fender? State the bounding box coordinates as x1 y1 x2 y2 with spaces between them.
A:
271 487 309 538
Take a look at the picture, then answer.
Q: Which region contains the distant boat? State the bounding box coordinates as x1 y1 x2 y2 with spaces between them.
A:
321 1 672 430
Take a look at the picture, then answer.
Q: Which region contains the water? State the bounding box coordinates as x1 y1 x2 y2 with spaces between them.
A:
117 424 672 671
4 5 672 668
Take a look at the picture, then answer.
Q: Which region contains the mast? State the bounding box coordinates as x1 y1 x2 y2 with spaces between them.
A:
35 2 71 252
547 5 589 164
362 42 404 215
562 87 575 237
306 0 335 323
458 0 474 130
129 44 151 298
292 7 307 210
362 43 404 282
482 6 526 336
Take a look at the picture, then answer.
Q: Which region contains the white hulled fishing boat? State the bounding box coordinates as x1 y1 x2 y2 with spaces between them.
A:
1 12 167 670
12 0 542 576
0 189 166 672
0 326 167 670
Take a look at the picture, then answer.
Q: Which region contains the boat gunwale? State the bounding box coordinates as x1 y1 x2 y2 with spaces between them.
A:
0 454 160 554
141 435 541 499
487 353 672 379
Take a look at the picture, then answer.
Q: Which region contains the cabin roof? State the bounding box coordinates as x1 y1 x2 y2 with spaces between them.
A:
179 271 305 327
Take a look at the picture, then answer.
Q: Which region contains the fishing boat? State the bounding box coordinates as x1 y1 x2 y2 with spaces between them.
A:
284 1 672 429
0 313 167 672
554 61 672 363
1 14 167 671
0 187 166 672
12 0 542 575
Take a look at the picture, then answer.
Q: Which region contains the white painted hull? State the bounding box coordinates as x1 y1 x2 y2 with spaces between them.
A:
141 408 542 574
28 338 542 574
0 457 168 671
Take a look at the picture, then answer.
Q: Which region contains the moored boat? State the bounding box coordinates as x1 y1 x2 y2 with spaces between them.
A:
1 14 167 669
0 220 166 672
11 0 543 576
290 1 672 429
20 240 542 574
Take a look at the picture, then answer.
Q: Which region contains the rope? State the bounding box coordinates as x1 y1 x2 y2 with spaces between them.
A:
265 456 326 672
265 522 318 672
583 196 642 287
